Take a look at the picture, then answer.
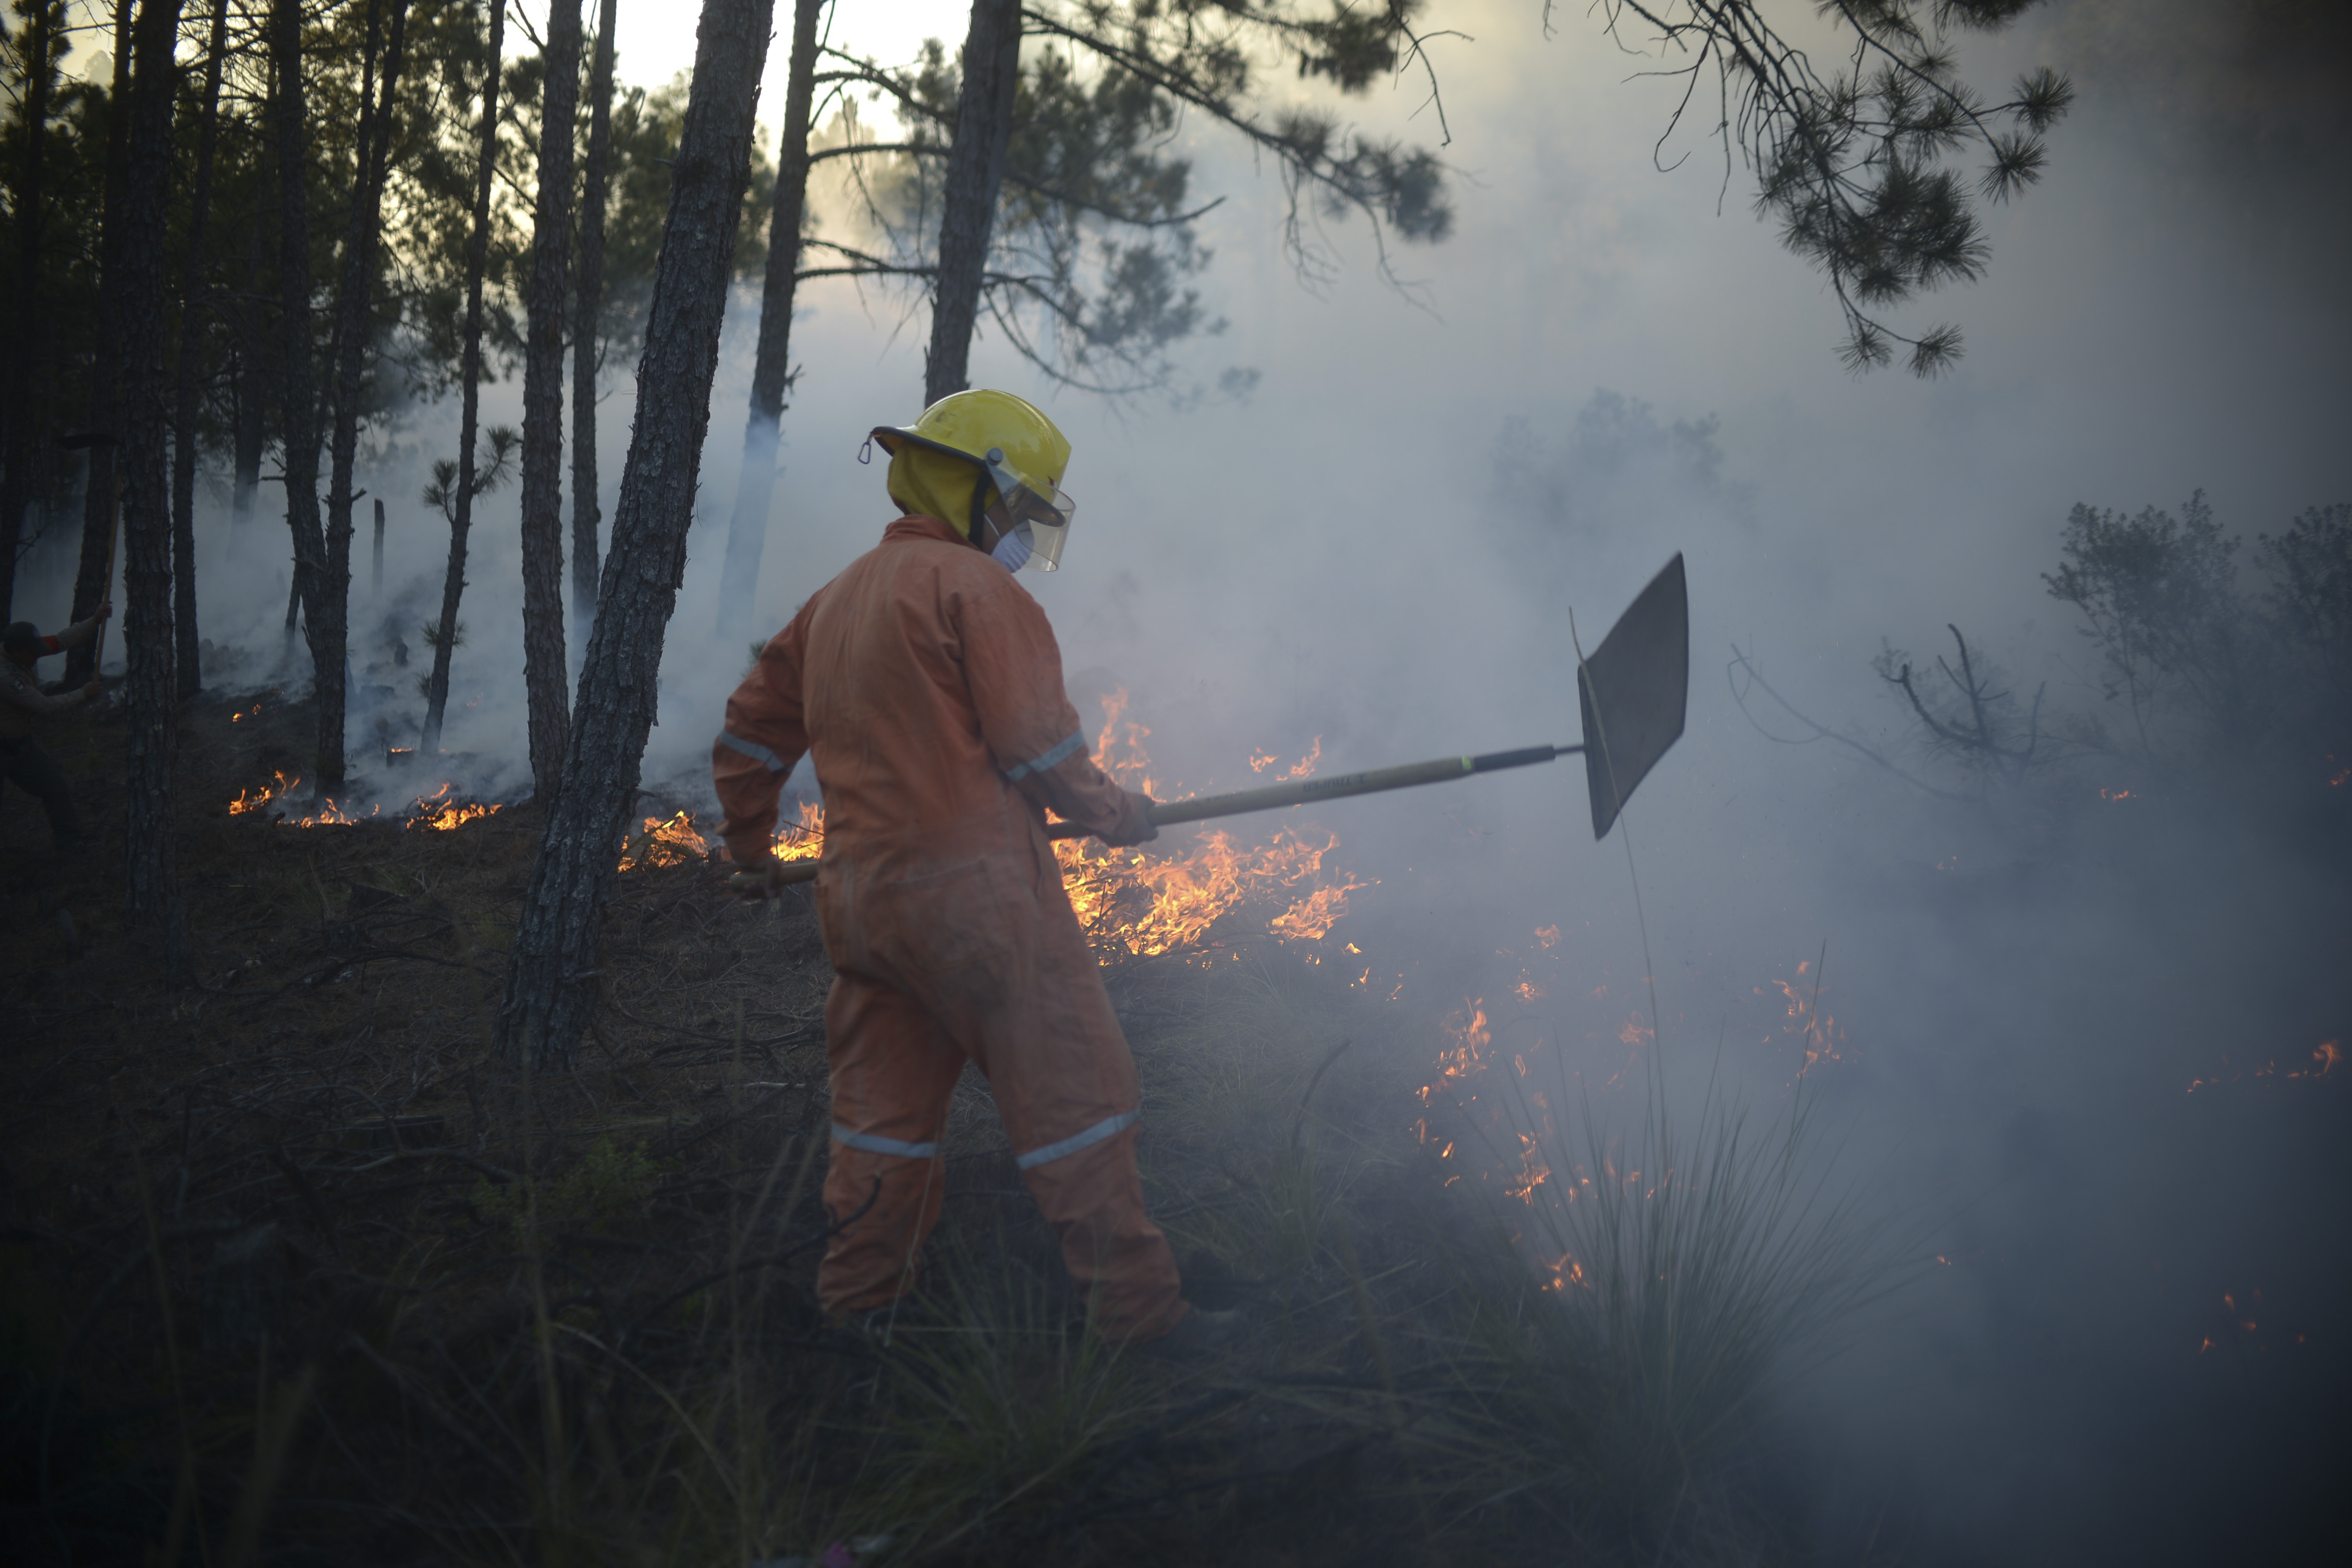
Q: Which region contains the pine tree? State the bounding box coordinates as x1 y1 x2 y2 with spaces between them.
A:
118 0 191 982
319 0 413 791
497 0 778 1069
1595 0 2073 374
569 0 619 648
715 0 824 641
923 0 1022 407
166 0 232 702
519 0 583 798
0 0 66 620
266 0 334 787
422 0 508 756
63 0 132 688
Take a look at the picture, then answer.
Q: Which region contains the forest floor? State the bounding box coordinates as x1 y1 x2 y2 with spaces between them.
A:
1 689 1822 1568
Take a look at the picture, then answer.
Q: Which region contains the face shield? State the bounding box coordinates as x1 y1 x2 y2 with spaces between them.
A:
977 446 1074 571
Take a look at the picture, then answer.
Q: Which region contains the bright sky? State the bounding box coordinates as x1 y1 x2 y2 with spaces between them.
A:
63 1 973 113
609 0 971 136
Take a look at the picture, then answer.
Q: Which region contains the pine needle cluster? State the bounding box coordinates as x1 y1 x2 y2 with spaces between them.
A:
1601 0 2073 374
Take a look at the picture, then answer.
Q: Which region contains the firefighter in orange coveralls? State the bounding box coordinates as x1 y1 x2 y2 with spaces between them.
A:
712 390 1239 1353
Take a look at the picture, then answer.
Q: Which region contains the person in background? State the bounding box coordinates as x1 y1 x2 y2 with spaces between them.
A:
713 390 1240 1357
2 602 109 851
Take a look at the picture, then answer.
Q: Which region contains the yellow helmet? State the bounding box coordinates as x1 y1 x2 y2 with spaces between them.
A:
869 389 1077 571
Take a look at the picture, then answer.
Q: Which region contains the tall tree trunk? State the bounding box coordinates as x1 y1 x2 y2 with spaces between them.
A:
373 497 384 595
1 0 59 620
520 0 583 798
717 0 825 641
65 0 137 687
270 0 329 761
120 0 192 984
227 210 268 564
424 0 508 755
169 0 233 703
569 0 618 654
497 0 778 1069
322 0 412 792
923 0 1021 407
230 340 263 542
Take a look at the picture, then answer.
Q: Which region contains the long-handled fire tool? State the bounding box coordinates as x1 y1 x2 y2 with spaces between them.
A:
59 431 123 677
732 555 1688 891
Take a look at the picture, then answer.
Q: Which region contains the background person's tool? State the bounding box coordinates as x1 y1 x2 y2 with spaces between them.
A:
59 431 123 678
731 555 1689 893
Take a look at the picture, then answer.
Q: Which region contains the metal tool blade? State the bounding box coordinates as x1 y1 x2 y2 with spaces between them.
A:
1577 553 1689 839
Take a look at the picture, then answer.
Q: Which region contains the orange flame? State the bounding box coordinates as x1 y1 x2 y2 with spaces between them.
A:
1091 688 1156 795
1766 964 1844 1076
401 781 503 831
1428 1001 1492 1094
285 795 375 827
618 810 708 872
1057 825 1366 956
717 792 1367 957
1050 695 1362 955
599 693 1365 952
225 770 376 825
228 770 295 815
1505 1131 1552 1203
230 774 504 831
1541 1253 1588 1292
773 799 825 863
1244 736 1321 779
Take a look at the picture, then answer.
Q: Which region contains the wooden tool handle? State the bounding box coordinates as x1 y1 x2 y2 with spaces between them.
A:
722 743 1575 894
731 859 823 892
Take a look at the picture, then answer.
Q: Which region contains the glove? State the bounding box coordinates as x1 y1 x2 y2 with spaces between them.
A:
726 840 786 899
1097 787 1159 848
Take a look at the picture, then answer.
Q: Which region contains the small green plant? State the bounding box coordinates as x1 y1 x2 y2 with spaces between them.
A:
474 1137 661 1238
421 425 519 524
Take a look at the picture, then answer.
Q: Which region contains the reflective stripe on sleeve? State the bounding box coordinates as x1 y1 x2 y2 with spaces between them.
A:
1003 728 1085 782
718 729 787 773
831 1124 940 1160
1013 1110 1139 1171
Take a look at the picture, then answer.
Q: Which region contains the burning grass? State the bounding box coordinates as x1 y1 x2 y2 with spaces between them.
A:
1 689 1906 1567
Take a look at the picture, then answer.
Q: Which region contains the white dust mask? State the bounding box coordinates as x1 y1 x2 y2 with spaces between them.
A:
990 522 1034 573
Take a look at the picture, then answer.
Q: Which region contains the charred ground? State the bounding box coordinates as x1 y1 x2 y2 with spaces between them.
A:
2 688 1792 1568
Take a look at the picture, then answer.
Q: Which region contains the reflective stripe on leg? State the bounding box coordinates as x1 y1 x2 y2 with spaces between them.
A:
1014 1110 1139 1171
831 1124 940 1159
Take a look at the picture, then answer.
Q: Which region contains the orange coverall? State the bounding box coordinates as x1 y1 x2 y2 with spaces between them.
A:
712 513 1185 1338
